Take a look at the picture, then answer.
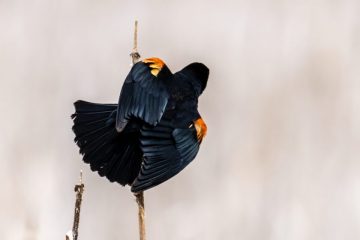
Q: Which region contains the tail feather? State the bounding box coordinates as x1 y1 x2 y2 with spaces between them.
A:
72 100 142 186
73 100 118 113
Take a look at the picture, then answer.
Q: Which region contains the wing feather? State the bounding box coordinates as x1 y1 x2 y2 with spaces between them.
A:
116 61 170 132
131 119 201 192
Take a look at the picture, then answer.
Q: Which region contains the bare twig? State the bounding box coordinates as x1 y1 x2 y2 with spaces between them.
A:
130 20 141 64
130 20 146 240
135 192 146 240
66 170 84 240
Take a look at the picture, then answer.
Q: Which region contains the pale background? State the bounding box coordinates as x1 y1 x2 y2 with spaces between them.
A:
1 0 360 239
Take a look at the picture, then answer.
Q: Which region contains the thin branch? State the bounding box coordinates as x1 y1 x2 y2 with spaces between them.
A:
130 20 141 64
130 20 145 240
135 192 146 240
66 170 84 240
133 20 138 52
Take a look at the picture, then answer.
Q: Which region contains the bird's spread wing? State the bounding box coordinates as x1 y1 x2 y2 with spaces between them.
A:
116 58 170 132
131 118 200 192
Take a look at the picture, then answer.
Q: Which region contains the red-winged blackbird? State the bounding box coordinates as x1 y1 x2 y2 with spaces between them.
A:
71 57 209 192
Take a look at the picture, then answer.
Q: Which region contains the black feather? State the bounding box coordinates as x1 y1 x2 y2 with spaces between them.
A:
71 58 209 192
115 62 170 132
72 101 142 186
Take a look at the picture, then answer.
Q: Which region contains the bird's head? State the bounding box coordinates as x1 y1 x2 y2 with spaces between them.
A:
181 62 209 96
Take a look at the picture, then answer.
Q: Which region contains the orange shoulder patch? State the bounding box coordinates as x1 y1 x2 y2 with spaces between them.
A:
143 57 165 76
194 118 207 142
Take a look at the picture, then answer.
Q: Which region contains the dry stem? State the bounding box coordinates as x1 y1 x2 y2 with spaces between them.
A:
135 192 146 240
72 171 84 240
131 20 145 240
130 20 141 64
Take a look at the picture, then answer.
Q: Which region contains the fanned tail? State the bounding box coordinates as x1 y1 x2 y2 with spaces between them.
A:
71 100 142 186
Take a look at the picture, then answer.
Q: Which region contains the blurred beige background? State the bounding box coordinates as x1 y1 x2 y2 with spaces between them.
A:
1 0 360 239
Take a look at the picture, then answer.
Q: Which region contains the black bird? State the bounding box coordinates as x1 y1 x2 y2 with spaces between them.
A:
71 57 209 193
